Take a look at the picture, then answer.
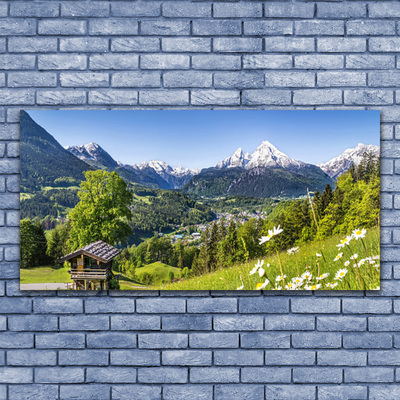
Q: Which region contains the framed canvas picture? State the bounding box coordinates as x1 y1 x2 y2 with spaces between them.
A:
20 110 380 291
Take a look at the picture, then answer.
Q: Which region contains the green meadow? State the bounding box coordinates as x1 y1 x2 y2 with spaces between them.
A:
155 227 380 291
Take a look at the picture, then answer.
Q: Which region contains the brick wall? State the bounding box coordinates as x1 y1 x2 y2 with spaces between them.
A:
0 1 399 399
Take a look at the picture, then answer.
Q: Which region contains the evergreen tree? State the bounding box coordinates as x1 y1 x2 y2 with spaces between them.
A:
222 219 240 266
319 184 333 218
218 218 226 241
207 222 220 272
190 252 198 271
20 219 48 268
46 222 71 263
194 226 210 275
217 218 227 267
348 163 356 182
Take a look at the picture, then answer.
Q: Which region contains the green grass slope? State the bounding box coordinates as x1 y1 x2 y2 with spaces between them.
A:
135 262 181 285
20 265 73 284
156 227 380 291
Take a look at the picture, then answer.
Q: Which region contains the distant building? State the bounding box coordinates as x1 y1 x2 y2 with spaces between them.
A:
59 241 120 290
175 234 184 240
192 232 201 239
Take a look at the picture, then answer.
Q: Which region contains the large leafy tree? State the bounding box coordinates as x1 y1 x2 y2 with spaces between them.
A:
68 170 133 250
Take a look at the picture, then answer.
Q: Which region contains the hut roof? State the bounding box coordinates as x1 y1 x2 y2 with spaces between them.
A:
59 241 121 263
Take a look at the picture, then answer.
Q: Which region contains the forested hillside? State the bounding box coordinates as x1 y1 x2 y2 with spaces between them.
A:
183 165 333 198
20 111 93 192
129 186 215 233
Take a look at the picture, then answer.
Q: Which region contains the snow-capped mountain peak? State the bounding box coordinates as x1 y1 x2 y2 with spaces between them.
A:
132 160 199 189
217 140 303 170
216 147 251 169
317 143 379 179
135 160 198 177
137 160 172 173
65 142 118 169
246 140 304 170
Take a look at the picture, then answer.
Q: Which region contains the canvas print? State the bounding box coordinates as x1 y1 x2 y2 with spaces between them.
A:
20 110 380 291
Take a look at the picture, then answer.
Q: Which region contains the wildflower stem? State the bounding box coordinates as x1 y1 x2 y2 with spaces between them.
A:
307 187 319 229
361 238 368 257
275 247 285 287
294 255 300 276
353 263 364 290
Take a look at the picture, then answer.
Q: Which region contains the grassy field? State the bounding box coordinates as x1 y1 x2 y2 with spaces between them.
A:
132 193 152 204
156 227 380 291
119 275 149 290
20 265 73 284
135 262 181 286
20 265 149 290
19 262 180 289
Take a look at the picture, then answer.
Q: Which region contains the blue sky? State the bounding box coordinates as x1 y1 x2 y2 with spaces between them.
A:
26 110 380 169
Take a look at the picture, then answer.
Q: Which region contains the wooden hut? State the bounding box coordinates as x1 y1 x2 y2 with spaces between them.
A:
59 241 120 290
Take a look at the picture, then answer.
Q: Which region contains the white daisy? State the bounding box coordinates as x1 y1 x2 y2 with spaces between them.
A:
304 284 321 290
335 268 348 280
344 260 350 267
352 228 367 240
316 273 329 281
259 225 283 245
334 253 343 261
259 234 272 245
249 267 258 276
326 282 338 289
292 276 304 285
237 285 244 290
287 246 299 255
301 271 312 281
256 278 269 290
350 253 358 260
336 235 352 249
250 259 264 275
276 275 287 282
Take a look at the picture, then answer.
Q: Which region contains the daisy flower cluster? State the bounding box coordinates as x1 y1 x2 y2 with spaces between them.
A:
332 228 380 289
242 225 379 291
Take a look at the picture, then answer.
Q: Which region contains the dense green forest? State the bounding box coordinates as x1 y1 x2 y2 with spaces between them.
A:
21 188 79 222
129 185 215 232
202 195 278 214
183 164 333 198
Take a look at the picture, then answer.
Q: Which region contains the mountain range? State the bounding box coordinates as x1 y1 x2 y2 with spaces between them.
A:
21 110 379 198
317 143 380 180
184 141 334 198
65 144 198 190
